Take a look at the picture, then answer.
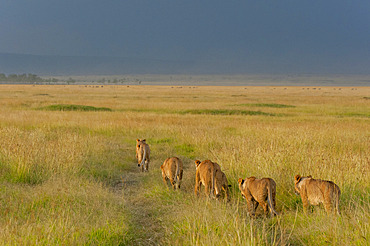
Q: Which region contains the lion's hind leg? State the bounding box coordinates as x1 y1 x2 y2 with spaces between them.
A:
300 191 310 214
323 201 333 214
169 177 176 190
222 185 231 202
246 197 258 217
144 160 149 172
194 174 201 197
324 188 339 215
162 174 169 188
259 200 269 216
324 193 339 215
253 199 259 212
205 182 211 198
140 163 144 172
176 170 183 189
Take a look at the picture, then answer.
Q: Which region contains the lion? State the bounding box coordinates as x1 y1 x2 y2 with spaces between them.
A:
160 157 183 190
294 175 341 215
135 139 150 172
194 160 221 198
214 170 231 202
238 177 279 217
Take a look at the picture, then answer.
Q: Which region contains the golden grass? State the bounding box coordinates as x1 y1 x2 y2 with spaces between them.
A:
0 84 369 245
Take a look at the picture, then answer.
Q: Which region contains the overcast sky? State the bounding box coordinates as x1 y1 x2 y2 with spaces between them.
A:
1 0 369 74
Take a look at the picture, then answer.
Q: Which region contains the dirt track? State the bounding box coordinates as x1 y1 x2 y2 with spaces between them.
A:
119 164 165 245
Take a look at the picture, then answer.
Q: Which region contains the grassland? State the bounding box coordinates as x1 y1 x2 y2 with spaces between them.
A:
0 84 369 245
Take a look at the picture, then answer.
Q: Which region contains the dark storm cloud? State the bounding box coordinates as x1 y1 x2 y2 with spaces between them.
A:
1 0 369 74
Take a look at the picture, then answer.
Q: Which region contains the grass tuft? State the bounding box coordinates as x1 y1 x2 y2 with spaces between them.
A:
337 112 370 118
40 104 112 112
180 109 275 116
235 103 296 108
151 138 174 144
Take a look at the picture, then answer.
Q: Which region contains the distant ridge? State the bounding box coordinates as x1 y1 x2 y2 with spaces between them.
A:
0 53 197 75
1 52 369 76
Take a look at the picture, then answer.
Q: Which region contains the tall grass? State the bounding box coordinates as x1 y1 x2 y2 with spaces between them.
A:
0 177 126 245
0 85 368 245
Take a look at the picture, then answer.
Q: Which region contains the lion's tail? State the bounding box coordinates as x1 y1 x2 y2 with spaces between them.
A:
211 164 216 198
334 185 341 215
267 180 279 216
174 158 180 185
139 147 147 169
174 160 179 182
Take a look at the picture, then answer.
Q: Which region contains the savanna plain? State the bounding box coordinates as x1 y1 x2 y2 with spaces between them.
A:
0 84 369 245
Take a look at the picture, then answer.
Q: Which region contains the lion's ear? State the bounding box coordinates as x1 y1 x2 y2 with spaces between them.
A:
142 139 146 142
195 160 201 167
136 139 140 142
294 175 301 182
307 175 312 178
238 178 244 185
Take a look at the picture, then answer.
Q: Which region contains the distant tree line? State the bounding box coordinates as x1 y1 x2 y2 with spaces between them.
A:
0 73 145 85
0 73 46 83
96 77 141 84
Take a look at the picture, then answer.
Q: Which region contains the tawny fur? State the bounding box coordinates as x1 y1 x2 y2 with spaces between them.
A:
160 157 183 190
294 175 341 215
194 160 221 198
214 169 231 202
238 177 279 216
136 139 150 172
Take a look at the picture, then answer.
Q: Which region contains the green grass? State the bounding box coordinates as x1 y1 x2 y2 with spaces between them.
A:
118 108 277 116
86 223 127 245
40 104 112 112
0 177 127 245
79 142 130 186
175 143 196 159
234 103 296 108
180 109 275 116
337 112 370 118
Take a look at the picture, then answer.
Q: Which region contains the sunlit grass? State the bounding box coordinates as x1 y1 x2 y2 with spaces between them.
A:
0 84 368 245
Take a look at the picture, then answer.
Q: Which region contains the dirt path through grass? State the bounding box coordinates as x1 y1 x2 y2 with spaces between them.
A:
119 164 166 245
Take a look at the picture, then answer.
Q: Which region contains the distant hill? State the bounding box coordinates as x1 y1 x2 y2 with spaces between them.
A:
1 52 369 76
0 53 199 76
